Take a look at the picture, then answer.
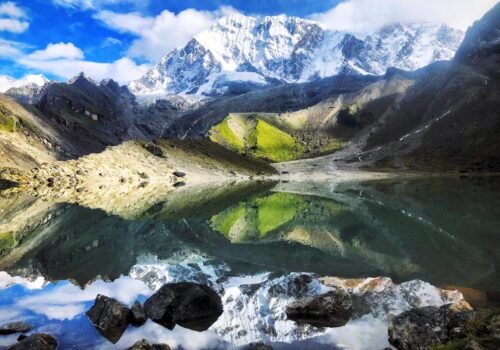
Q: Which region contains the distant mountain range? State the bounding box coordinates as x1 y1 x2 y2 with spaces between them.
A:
129 13 464 96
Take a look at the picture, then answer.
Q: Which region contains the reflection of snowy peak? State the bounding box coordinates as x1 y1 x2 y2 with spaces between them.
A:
129 13 464 96
129 256 464 349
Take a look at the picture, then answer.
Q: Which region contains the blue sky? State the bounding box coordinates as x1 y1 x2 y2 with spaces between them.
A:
0 0 496 84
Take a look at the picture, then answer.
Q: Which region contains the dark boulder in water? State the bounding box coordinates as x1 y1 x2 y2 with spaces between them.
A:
144 282 223 331
86 294 131 343
127 339 171 350
0 321 32 335
388 301 474 350
243 342 274 350
286 289 353 327
130 300 148 326
5 333 57 350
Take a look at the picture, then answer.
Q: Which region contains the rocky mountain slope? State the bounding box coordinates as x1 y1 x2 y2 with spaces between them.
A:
359 2 500 172
129 13 463 96
0 74 49 105
166 3 499 173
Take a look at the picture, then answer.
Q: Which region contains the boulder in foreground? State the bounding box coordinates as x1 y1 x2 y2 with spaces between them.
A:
127 339 171 350
388 301 474 350
86 294 131 343
5 333 57 350
130 301 147 327
144 282 223 331
0 321 32 335
286 289 353 327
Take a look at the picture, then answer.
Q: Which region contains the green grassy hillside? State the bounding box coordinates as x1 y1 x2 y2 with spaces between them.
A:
209 113 306 162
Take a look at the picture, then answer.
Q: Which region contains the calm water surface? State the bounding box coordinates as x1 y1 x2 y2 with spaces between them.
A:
0 176 499 349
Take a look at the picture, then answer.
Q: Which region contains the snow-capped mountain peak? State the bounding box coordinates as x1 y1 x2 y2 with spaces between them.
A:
0 74 49 93
129 14 464 97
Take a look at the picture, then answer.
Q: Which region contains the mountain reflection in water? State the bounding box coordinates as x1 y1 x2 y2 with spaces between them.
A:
0 176 499 349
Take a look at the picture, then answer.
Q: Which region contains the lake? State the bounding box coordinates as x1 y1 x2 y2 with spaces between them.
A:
0 176 499 349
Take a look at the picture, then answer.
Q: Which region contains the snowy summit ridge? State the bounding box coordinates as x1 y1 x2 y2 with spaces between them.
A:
129 13 464 96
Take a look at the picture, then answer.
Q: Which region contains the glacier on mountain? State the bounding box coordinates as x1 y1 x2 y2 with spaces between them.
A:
129 13 464 96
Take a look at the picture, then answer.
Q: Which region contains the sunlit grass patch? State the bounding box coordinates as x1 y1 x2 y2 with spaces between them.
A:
249 119 305 162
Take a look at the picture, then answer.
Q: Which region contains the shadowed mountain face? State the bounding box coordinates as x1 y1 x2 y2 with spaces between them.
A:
163 4 500 171
1 177 499 296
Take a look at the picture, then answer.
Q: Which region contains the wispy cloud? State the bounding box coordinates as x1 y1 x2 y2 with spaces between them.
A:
18 42 150 84
51 0 149 11
0 1 29 33
0 1 27 18
26 42 84 61
0 38 27 58
94 7 235 62
311 0 499 33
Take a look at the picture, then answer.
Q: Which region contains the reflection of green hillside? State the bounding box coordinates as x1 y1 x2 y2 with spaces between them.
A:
255 193 302 236
211 193 307 242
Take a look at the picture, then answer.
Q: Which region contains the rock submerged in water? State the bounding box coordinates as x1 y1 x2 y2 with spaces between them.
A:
144 282 223 331
5 333 57 350
130 300 147 327
86 294 132 343
127 339 171 350
243 342 274 350
388 301 474 350
286 289 353 327
0 321 32 335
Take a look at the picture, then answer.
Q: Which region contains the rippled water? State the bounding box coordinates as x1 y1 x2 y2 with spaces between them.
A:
0 176 499 349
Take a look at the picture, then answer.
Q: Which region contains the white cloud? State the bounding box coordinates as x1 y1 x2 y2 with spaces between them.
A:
94 8 228 62
94 10 154 35
311 0 499 33
52 0 149 10
19 42 150 84
0 38 25 58
27 42 84 61
0 17 27 32
0 1 27 18
0 1 29 33
102 36 122 47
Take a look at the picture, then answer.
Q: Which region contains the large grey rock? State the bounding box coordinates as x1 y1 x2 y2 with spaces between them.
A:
144 282 223 331
5 333 57 350
388 301 474 350
0 321 32 335
130 301 147 327
127 339 171 350
286 289 353 327
86 294 131 343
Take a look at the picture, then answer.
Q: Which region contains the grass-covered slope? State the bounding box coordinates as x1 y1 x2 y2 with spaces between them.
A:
209 113 306 162
0 94 59 172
